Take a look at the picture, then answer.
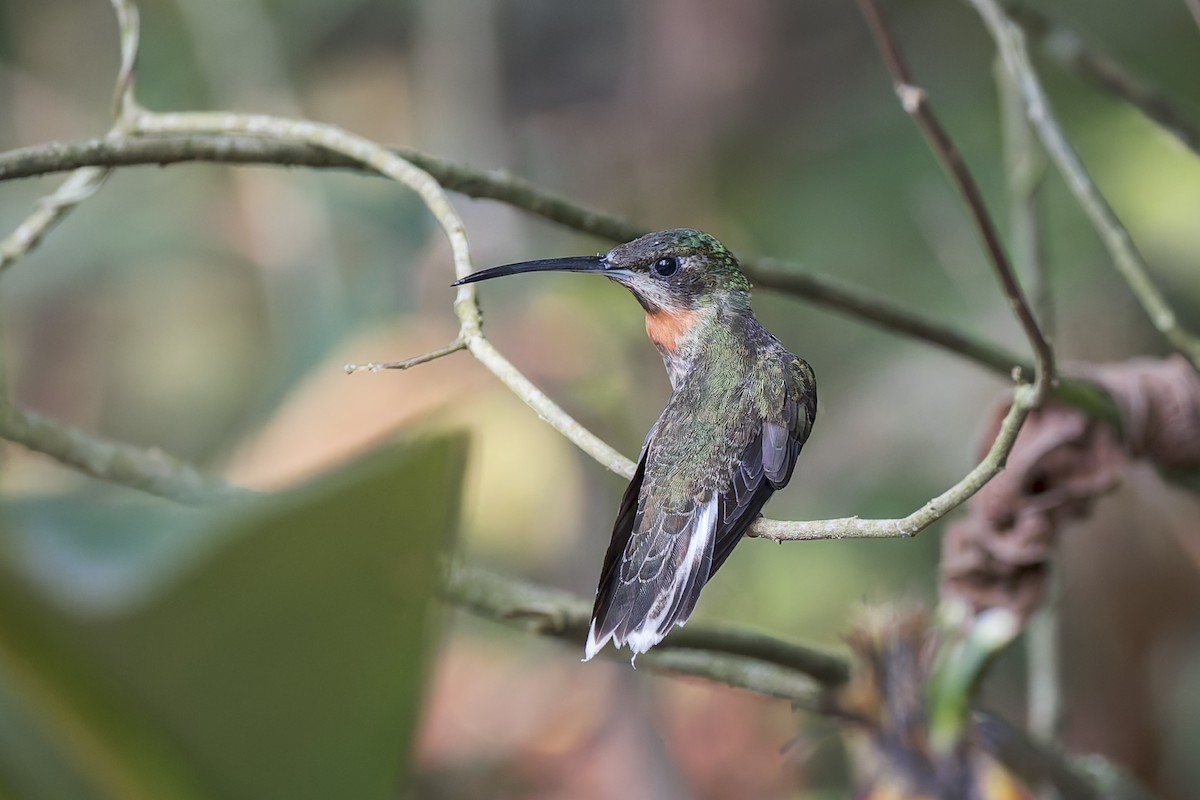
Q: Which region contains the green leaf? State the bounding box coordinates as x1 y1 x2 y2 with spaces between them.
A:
0 434 466 799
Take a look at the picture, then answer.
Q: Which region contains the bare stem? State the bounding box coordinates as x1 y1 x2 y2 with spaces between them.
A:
119 104 634 476
858 0 1054 404
344 338 466 374
967 0 1200 370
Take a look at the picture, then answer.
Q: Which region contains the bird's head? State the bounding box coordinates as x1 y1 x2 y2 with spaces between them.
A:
454 228 751 316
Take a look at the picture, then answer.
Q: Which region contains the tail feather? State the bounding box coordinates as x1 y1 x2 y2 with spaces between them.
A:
583 494 718 661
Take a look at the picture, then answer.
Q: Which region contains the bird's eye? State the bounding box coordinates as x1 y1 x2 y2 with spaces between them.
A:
652 257 679 277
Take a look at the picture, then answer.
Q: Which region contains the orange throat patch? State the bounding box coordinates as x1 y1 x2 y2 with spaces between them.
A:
644 308 700 353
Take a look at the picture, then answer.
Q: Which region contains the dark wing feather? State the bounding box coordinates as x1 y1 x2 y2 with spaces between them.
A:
712 357 815 573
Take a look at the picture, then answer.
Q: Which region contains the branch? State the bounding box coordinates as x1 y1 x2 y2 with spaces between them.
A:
1009 4 1200 157
749 257 1022 374
858 0 1054 404
444 561 848 685
0 400 247 504
967 0 1200 370
344 338 467 373
0 136 1017 381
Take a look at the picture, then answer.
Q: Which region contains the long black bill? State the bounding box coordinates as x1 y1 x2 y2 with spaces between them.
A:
452 255 608 286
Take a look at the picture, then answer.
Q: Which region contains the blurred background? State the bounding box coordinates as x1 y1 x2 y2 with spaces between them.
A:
2 0 1200 797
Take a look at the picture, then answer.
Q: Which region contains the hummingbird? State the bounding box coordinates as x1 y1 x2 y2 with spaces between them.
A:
454 229 816 661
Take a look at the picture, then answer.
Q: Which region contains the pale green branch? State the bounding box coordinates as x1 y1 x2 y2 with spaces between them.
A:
116 110 632 478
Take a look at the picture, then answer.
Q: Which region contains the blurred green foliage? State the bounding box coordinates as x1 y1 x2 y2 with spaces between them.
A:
0 435 464 798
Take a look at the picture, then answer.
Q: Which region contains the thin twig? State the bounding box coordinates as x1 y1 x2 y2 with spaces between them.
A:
858 0 1054 404
967 0 1200 370
1009 4 1200 157
0 400 247 504
344 338 467 374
